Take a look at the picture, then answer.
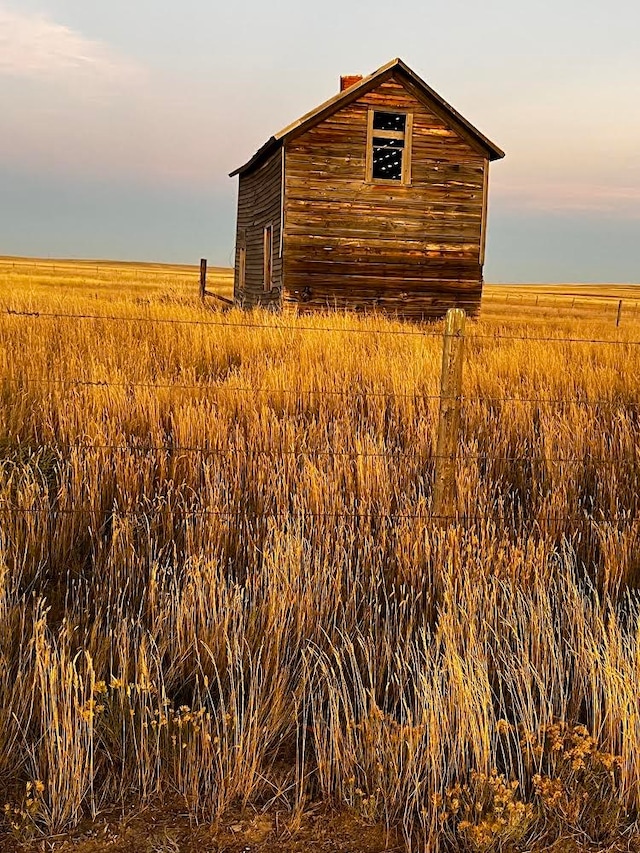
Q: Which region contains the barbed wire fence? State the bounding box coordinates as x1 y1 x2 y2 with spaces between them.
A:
4 252 639 319
483 289 640 326
1 305 639 534
5 306 640 343
2 256 639 325
1 259 214 278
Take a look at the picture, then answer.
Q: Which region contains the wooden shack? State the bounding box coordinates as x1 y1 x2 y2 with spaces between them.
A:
230 58 504 319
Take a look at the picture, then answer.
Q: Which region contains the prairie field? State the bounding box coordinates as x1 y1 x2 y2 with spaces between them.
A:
1 257 640 852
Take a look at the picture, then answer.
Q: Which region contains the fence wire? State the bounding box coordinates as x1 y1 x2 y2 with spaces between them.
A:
0 442 637 466
0 505 618 526
4 306 640 346
1 302 638 539
3 308 439 337
2 375 639 411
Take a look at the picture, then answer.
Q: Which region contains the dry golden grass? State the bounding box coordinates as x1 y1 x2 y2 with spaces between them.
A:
483 282 640 327
0 258 639 851
0 255 233 304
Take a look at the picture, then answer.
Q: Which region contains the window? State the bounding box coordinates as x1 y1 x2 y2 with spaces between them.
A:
366 110 413 184
263 224 273 292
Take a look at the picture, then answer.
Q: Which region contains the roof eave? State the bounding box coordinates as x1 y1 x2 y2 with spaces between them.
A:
272 58 399 141
392 59 505 160
229 62 400 177
229 136 282 177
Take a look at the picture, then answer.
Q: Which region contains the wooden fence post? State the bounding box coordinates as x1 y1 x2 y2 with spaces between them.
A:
432 308 466 522
616 299 622 327
199 258 207 301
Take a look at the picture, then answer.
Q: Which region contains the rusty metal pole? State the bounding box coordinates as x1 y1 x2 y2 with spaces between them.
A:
199 258 207 301
432 308 466 523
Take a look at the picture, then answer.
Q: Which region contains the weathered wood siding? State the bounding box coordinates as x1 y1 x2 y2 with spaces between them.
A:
234 147 283 308
282 74 487 319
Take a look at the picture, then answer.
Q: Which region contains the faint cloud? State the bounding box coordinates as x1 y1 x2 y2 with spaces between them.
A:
493 182 640 216
0 5 144 84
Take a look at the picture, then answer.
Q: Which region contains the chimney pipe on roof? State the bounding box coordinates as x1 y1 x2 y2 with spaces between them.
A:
340 74 363 91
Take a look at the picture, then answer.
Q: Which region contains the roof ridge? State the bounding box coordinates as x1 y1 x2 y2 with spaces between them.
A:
230 58 503 177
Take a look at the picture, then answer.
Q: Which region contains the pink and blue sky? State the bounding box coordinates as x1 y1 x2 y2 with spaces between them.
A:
1 0 639 281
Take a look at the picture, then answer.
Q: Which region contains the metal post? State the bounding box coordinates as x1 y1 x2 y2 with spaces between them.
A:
199 258 207 301
432 308 466 522
616 300 622 327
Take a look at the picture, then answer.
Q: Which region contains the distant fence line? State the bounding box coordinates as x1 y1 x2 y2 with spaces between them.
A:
0 259 232 278
483 290 640 325
2 259 637 322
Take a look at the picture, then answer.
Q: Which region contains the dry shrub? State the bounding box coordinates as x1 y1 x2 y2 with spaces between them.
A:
440 771 534 853
525 722 625 843
434 722 625 852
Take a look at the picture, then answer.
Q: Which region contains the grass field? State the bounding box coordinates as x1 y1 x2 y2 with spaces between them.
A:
482 283 640 327
0 255 234 302
1 257 640 852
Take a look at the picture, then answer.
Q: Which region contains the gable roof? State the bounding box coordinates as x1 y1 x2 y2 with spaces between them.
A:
229 57 504 177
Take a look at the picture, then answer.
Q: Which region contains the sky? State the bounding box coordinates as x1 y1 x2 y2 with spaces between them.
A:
1 0 639 282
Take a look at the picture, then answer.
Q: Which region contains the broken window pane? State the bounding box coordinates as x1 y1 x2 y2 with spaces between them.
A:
369 111 409 182
372 140 403 180
373 112 406 133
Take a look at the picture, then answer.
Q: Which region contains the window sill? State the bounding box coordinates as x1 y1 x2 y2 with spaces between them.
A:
364 179 412 187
